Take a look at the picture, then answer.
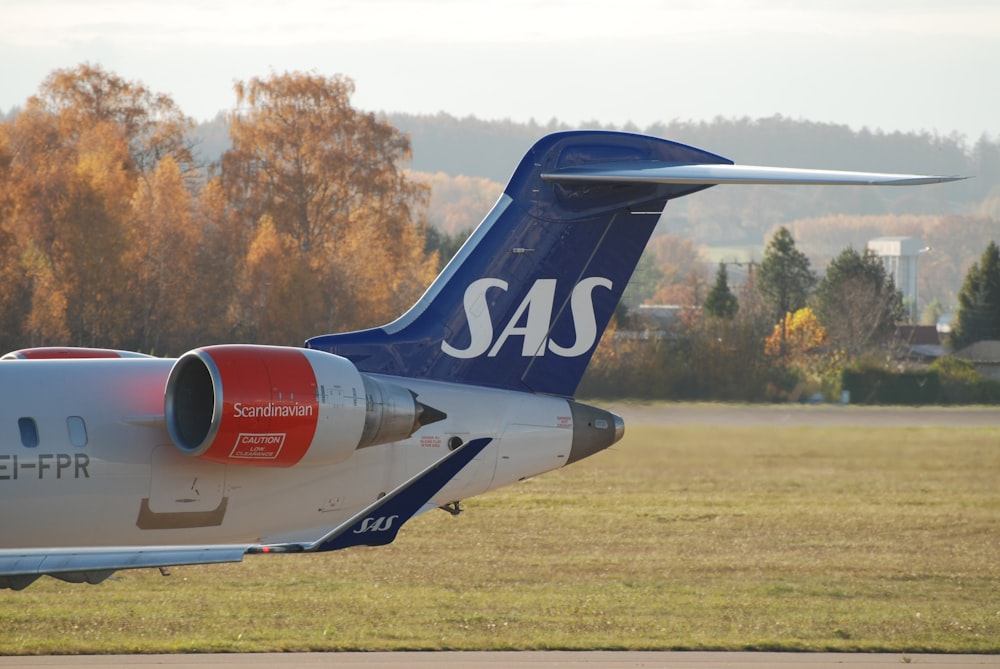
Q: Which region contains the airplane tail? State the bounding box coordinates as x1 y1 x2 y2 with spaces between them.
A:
308 131 713 396
307 130 960 398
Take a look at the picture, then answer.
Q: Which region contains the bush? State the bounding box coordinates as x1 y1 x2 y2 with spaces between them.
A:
841 356 1000 405
931 356 1000 404
841 365 942 405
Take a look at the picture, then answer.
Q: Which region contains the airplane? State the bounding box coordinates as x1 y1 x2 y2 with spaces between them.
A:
0 130 962 590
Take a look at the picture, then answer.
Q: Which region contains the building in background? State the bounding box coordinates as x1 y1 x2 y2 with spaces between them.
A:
867 236 927 323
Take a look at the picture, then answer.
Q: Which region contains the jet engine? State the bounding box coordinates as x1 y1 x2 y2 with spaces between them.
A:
164 345 444 467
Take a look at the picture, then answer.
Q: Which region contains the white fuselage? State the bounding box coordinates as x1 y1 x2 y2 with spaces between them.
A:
0 358 580 549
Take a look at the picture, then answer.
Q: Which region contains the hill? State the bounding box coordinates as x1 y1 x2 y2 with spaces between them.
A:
191 113 1000 310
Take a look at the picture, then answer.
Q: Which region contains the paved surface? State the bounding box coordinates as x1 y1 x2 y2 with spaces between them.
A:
0 652 997 668
605 402 1000 428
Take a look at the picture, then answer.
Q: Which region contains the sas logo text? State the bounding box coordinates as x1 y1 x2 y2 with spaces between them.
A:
441 277 612 359
354 515 400 534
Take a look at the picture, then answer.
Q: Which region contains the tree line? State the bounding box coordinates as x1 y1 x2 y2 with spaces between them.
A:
3 64 998 403
192 106 999 314
0 65 438 355
579 229 1000 403
381 113 998 313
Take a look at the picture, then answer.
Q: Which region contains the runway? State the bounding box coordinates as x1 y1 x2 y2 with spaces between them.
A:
605 402 1000 428
0 652 997 668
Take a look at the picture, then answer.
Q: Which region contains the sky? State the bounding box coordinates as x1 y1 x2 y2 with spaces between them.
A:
2 0 999 141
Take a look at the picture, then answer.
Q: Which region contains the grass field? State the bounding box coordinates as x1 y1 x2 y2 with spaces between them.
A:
2 413 998 654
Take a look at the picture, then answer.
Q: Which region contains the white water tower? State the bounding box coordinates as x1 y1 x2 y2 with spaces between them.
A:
867 236 926 323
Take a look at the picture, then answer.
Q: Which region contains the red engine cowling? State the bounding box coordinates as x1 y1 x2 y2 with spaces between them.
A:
164 345 432 467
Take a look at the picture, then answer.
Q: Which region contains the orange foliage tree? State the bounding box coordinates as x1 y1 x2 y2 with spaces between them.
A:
764 307 827 364
127 155 204 353
645 234 708 306
0 65 440 353
0 64 197 351
220 71 437 340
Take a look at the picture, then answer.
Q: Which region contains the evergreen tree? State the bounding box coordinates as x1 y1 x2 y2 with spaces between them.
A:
813 246 904 354
952 241 1000 349
757 227 816 322
756 227 816 358
704 262 738 319
423 226 470 271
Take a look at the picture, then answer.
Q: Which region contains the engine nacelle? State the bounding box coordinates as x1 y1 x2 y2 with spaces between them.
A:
164 345 436 467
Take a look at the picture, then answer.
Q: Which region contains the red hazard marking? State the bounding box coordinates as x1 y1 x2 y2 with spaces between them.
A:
230 433 286 459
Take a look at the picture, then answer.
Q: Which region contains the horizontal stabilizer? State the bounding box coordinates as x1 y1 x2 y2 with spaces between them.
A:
542 161 965 186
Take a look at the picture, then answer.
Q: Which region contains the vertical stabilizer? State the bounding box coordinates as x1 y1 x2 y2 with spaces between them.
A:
307 131 730 397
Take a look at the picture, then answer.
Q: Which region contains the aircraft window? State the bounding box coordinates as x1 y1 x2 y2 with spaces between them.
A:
18 417 39 448
66 416 88 447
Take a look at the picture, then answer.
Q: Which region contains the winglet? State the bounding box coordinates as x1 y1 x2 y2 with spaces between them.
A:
252 437 493 554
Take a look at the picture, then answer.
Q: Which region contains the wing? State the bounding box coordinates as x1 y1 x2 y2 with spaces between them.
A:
542 160 965 186
0 545 251 590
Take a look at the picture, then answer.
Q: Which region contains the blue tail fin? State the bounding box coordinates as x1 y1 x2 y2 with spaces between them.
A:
307 131 730 397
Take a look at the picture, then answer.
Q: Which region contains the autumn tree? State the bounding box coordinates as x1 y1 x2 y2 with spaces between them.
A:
951 241 1000 349
20 244 70 345
54 121 134 346
1 106 133 347
0 107 66 348
33 63 194 175
646 234 708 305
127 155 204 353
221 71 436 339
0 123 28 348
813 246 904 355
0 64 196 350
759 306 833 400
237 215 323 344
764 307 827 363
186 176 242 345
0 65 439 352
